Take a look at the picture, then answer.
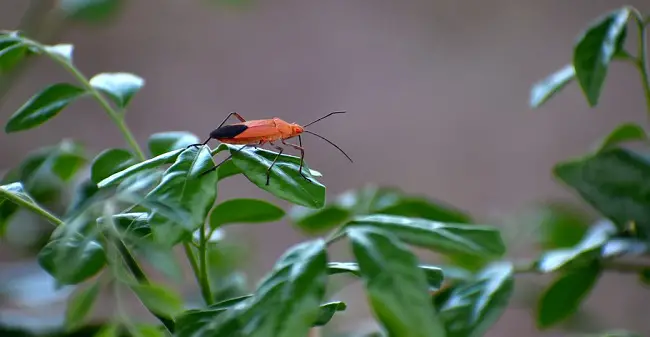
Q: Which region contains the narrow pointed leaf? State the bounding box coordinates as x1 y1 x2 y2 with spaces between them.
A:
530 64 575 108
148 131 200 157
573 8 630 106
65 280 101 331
227 145 325 208
348 227 446 337
537 262 601 328
553 148 650 240
209 198 285 229
347 214 506 257
97 149 183 188
536 220 616 273
90 148 136 184
5 83 86 132
327 262 444 291
594 122 647 152
37 233 106 285
438 262 514 337
313 301 347 326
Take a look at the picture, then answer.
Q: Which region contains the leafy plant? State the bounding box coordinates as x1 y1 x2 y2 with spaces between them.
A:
2 4 650 337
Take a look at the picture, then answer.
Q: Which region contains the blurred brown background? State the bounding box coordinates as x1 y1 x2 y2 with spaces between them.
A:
1 0 649 336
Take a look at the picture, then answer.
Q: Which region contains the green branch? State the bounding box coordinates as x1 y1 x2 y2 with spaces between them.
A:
0 188 62 226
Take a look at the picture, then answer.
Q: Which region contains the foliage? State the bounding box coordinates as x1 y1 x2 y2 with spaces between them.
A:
1 4 650 337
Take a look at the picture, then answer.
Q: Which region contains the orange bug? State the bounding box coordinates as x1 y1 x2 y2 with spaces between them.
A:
187 111 353 185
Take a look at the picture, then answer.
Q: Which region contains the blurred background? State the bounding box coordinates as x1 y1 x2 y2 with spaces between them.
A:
1 1 650 336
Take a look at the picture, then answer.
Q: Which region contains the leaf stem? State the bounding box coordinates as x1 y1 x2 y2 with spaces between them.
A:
0 188 62 226
198 224 214 305
30 42 146 161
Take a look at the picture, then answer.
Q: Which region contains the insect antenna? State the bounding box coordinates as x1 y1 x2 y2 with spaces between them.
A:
302 111 347 128
303 130 353 163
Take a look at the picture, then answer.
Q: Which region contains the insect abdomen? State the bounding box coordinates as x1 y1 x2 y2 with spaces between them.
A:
210 124 248 140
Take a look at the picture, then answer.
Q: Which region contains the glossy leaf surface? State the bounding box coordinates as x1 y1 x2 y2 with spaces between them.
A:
90 148 136 184
530 64 575 108
5 83 86 132
209 198 285 229
90 72 144 108
97 149 183 188
327 262 444 291
348 227 446 337
37 233 106 285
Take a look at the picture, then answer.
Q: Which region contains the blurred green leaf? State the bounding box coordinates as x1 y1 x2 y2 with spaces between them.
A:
148 132 200 157
91 148 136 184
438 262 514 337
131 283 184 319
66 178 100 216
132 324 165 337
37 233 106 285
59 0 124 22
65 280 101 331
536 220 615 273
98 149 183 188
537 262 601 329
44 44 74 64
530 64 575 108
573 7 629 106
554 148 650 240
138 242 184 283
327 262 444 291
528 201 591 249
594 123 647 152
209 198 285 229
347 214 506 258
0 40 27 73
90 72 144 108
188 239 328 337
145 147 218 245
5 83 86 132
289 185 472 234
227 145 325 208
348 226 446 337
0 182 37 236
313 301 347 326
99 212 151 238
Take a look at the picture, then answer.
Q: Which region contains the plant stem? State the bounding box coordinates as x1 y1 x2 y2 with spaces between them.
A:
0 187 62 226
198 224 214 305
34 45 146 161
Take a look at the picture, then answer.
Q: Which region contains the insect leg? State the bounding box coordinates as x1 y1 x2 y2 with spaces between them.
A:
187 112 247 149
199 144 250 176
266 141 284 186
281 136 311 183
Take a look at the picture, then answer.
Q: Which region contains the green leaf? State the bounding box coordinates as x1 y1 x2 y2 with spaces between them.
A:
101 212 151 238
227 144 326 208
594 122 647 152
527 201 591 249
553 148 650 239
97 149 183 188
209 198 285 229
536 220 616 273
438 262 514 337
0 182 38 236
90 72 144 108
145 147 218 244
327 262 444 291
289 185 472 234
348 227 446 337
573 8 630 106
66 179 100 216
198 239 328 337
313 301 347 326
91 148 136 184
59 0 124 22
5 83 87 132
44 44 74 64
65 280 101 331
148 131 200 157
93 324 118 337
0 41 27 73
37 233 107 285
537 262 601 329
347 214 506 258
530 64 575 108
131 283 184 318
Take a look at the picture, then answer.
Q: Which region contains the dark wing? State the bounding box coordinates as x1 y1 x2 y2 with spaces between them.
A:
210 124 249 139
